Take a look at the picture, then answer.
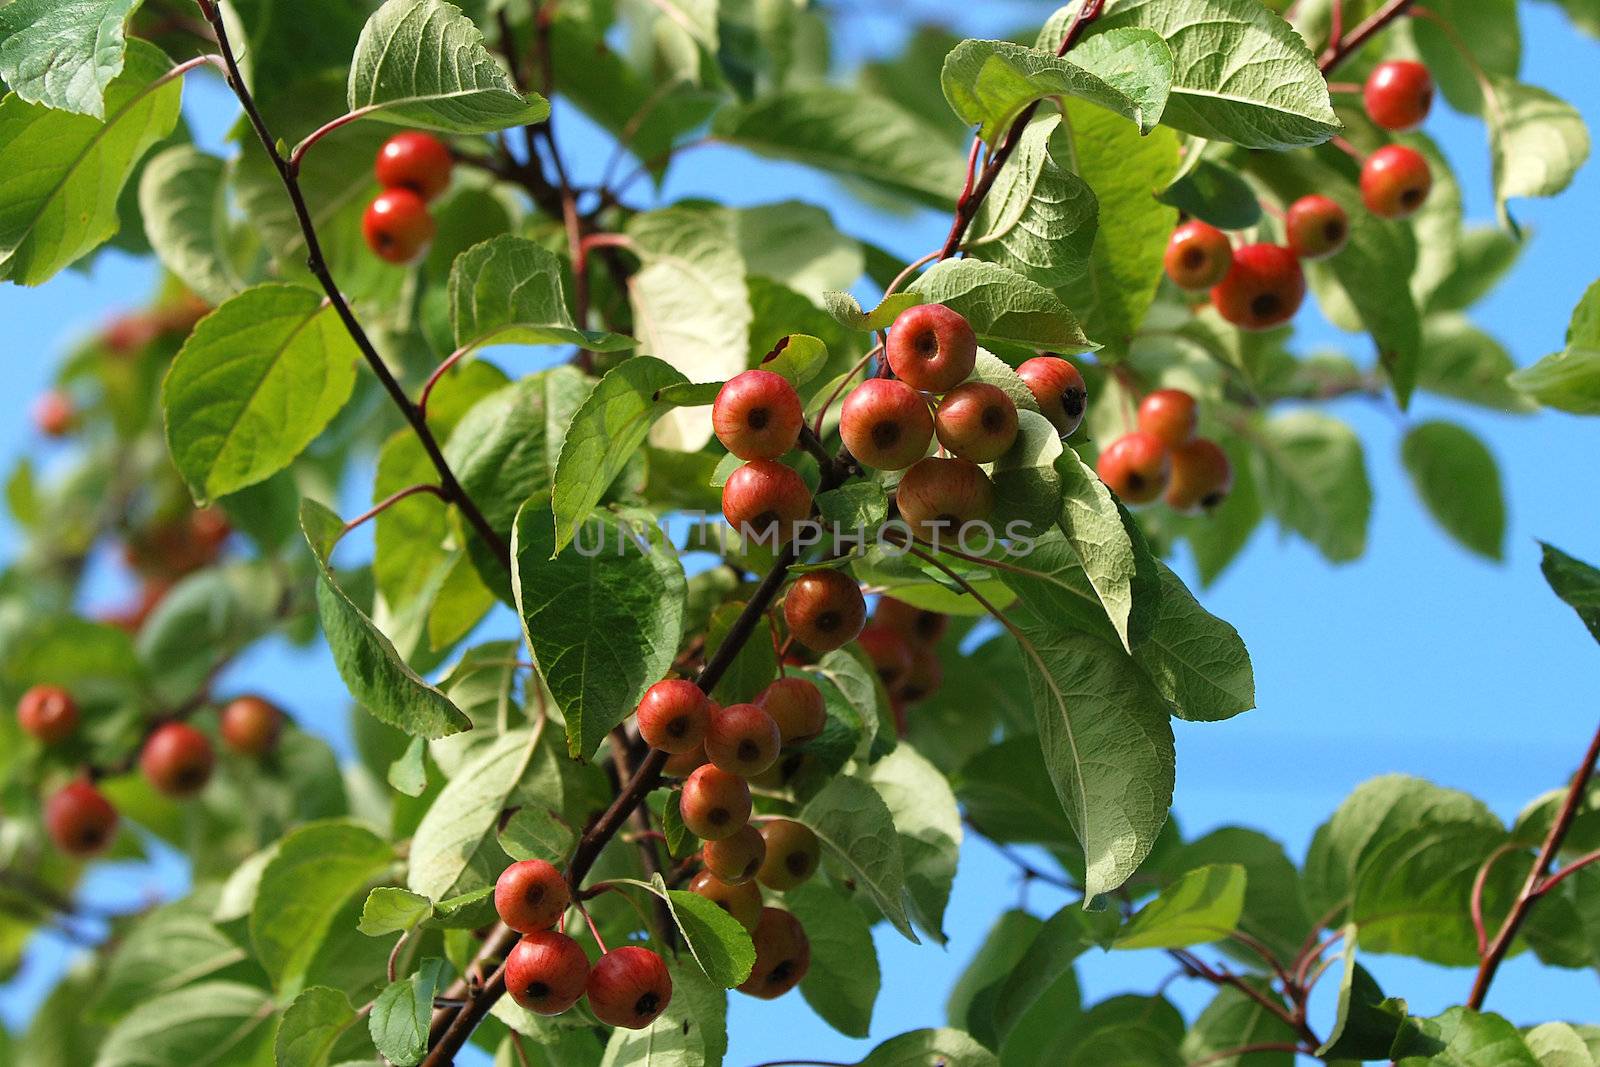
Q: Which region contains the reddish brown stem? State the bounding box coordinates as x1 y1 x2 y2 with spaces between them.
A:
1318 0 1418 73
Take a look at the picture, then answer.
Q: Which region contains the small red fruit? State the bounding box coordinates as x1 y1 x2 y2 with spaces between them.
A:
935 382 1019 462
219 695 284 755
139 722 214 798
1016 357 1088 438
679 765 753 840
102 313 158 354
1097 431 1172 506
738 908 811 999
1361 145 1433 220
662 744 708 777
362 189 435 264
1364 60 1434 132
713 370 804 461
688 869 763 931
1136 388 1199 448
1164 221 1233 291
757 677 827 746
722 460 812 545
857 626 915 693
1285 195 1350 260
635 679 710 755
374 131 454 201
899 644 943 703
755 819 821 891
873 597 948 646
588 946 673 1029
17 685 77 744
32 391 75 438
1165 438 1235 513
895 456 994 542
45 780 117 857
1211 244 1305 331
495 859 572 934
885 304 978 393
506 931 590 1015
702 824 766 885
840 378 934 471
782 570 866 653
705 703 781 777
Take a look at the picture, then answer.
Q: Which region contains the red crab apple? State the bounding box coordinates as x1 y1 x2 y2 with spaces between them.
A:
895 456 994 542
1285 195 1350 260
1361 145 1432 220
702 824 766 885
713 369 804 461
1364 60 1434 132
935 382 1019 463
738 908 811 1000
46 780 117 857
840 378 934 471
139 722 214 798
362 188 434 264
1136 388 1199 448
873 597 948 646
219 695 284 756
32 391 75 438
782 570 867 653
755 819 821 891
1166 438 1235 514
635 679 709 754
857 625 915 693
688 869 762 931
721 460 812 545
506 931 590 1015
705 703 781 777
679 765 753 841
495 858 572 934
1097 432 1172 506
661 744 708 777
1211 244 1305 330
587 946 673 1029
757 677 827 745
18 685 77 744
885 304 978 393
1016 357 1088 438
899 644 943 703
374 131 454 201
1164 221 1233 291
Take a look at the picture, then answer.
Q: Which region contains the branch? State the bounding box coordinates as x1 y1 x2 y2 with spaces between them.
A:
194 1 510 564
1535 847 1600 897
1468 717 1600 1009
1318 0 1417 73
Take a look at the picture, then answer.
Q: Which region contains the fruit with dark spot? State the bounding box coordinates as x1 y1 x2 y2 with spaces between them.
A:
1211 244 1305 331
587 946 673 1029
1165 438 1235 514
362 188 435 264
679 765 752 840
1361 145 1432 220
506 931 590 1015
688 869 762 931
756 819 820 891
738 908 811 999
1164 221 1233 291
756 677 827 746
705 703 781 777
702 824 766 885
873 597 948 646
857 625 914 692
220 695 284 756
45 779 117 856
898 644 943 704
840 378 934 471
661 744 708 777
495 858 572 934
1096 432 1172 506
1364 60 1434 132
18 685 77 745
781 570 866 653
139 722 214 798
935 382 1019 462
895 456 993 542
1285 195 1349 260
33 391 75 438
721 460 812 545
1016 357 1088 438
635 679 710 754
375 132 454 201
885 304 977 393
713 370 804 461
1136 388 1198 448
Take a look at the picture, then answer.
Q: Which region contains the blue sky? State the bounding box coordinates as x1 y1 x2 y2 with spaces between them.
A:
3 3 1599 1061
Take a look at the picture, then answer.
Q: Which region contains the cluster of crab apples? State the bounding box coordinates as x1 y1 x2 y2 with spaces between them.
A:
362 131 453 264
1165 60 1437 331
19 686 286 856
716 303 1090 546
1097 389 1233 512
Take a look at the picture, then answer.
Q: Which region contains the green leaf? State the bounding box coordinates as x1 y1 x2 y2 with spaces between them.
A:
786 881 880 1037
711 87 967 209
500 804 576 865
823 290 923 333
1486 76 1590 226
164 286 358 502
816 482 889 531
250 820 392 993
135 561 293 704
1069 0 1339 149
0 38 182 284
1007 600 1175 899
0 0 141 118
1155 159 1262 230
758 333 831 387
369 959 449 1067
1316 939 1409 1060
1052 451 1151 653
89 902 248 1020
990 906 1113 1050
512 504 686 758
737 202 864 304
1141 560 1255 722
358 887 433 936
1255 411 1371 564
1539 542 1600 644
705 599 779 707
1394 1008 1542 1067
1114 864 1246 949
138 145 250 305
1511 280 1600 414
968 114 1098 288
301 499 473 740
92 982 274 1067
1315 207 1422 406
277 987 361 1067
626 205 751 451
864 745 963 943
1180 984 1300 1067
940 34 1172 142
1417 316 1536 413
948 910 1047 1045
551 357 690 553
1401 421 1506 560
957 735 1080 852
597 960 725 1067
1525 1023 1600 1067
800 775 919 942
1058 994 1185 1066
448 235 632 352
348 0 549 133
639 876 757 987
910 258 1094 351
408 728 547 900
858 1030 998 1067
1170 828 1309 964
1051 99 1181 356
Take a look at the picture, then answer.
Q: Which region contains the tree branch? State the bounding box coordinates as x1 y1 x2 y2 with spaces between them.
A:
1318 0 1417 73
